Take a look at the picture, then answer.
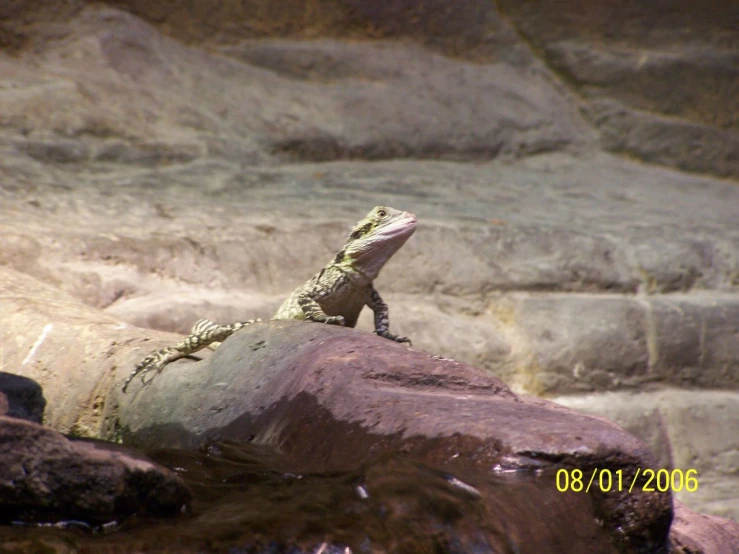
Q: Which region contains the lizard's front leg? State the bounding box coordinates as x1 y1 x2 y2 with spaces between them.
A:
122 318 259 392
296 285 345 326
367 286 411 345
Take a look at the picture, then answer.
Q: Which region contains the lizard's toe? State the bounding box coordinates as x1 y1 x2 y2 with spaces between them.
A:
376 331 411 346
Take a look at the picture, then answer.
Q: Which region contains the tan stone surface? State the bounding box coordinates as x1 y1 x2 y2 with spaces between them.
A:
0 0 736 531
0 266 175 436
554 389 739 521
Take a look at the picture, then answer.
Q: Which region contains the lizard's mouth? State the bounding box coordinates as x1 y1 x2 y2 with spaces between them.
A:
378 212 417 240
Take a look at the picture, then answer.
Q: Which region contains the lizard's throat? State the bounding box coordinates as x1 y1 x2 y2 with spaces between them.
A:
347 238 411 281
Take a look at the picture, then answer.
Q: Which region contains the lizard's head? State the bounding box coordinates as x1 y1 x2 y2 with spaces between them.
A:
339 206 417 279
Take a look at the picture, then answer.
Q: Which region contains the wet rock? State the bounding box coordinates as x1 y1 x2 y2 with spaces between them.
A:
0 416 190 524
117 320 673 553
0 372 46 423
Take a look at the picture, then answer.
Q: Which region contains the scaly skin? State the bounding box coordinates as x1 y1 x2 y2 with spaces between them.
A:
122 206 416 392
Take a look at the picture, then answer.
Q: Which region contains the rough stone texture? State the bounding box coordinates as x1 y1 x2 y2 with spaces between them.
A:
0 415 190 524
670 500 739 554
0 7 588 168
555 389 739 521
0 249 735 551
0 372 46 423
0 266 174 437
492 293 739 395
0 0 737 528
496 0 739 178
116 320 672 553
583 99 739 178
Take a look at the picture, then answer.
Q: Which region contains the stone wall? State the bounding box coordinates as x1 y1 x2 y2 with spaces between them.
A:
0 0 737 520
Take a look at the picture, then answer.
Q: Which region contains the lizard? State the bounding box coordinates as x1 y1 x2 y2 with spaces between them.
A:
122 206 417 392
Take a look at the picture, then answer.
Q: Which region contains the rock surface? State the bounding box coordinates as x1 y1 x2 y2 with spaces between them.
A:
0 372 45 423
118 320 672 553
496 0 739 178
0 0 737 527
670 500 739 554
0 257 736 552
0 415 190 524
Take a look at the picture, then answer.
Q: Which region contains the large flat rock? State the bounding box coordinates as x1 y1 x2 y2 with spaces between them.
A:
116 320 673 552
0 0 737 530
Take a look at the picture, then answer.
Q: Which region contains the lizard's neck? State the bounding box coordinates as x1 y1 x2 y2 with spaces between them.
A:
333 206 416 285
333 255 378 286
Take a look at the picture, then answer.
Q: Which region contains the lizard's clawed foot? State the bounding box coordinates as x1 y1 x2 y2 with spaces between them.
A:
324 315 346 326
122 349 173 392
376 330 412 346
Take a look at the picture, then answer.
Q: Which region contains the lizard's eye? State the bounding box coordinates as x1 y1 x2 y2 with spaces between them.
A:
377 209 388 218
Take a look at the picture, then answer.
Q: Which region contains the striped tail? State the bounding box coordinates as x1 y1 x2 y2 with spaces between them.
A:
122 317 261 392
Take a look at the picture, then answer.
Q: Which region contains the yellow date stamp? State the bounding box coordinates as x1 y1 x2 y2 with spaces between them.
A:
556 468 699 493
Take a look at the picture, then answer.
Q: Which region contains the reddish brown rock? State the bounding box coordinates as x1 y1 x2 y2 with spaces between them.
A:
670 500 739 554
118 320 673 553
0 416 191 524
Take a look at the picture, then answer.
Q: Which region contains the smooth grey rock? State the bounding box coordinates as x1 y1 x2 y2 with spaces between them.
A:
0 8 590 167
500 294 650 394
584 99 739 179
491 292 739 394
543 42 739 130
649 295 739 387
496 0 739 178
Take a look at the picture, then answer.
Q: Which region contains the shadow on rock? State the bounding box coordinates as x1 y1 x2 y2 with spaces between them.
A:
0 416 191 526
0 372 46 423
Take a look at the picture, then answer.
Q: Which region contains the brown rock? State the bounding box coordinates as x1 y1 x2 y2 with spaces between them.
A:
118 320 673 553
0 416 191 524
670 500 739 554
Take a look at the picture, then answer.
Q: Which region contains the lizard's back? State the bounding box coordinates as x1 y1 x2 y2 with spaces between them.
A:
273 264 370 328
